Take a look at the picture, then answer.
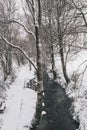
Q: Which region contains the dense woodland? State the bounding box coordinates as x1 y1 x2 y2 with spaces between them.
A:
0 0 87 130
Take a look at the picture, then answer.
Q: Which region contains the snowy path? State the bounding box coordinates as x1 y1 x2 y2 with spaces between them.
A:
0 65 37 130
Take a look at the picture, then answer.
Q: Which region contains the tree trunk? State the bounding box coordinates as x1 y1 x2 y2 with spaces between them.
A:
30 0 43 129
56 3 70 84
48 1 56 80
1 56 7 81
30 26 43 130
58 34 70 84
5 46 12 75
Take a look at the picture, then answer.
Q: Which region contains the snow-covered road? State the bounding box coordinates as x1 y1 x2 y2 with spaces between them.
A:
0 65 37 130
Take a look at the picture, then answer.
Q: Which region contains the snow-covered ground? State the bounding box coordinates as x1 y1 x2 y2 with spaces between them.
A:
0 64 37 130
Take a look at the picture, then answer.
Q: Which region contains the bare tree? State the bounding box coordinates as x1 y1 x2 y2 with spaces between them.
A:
0 0 17 80
24 0 44 129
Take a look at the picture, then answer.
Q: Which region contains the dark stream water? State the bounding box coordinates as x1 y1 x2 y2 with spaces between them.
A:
36 72 79 130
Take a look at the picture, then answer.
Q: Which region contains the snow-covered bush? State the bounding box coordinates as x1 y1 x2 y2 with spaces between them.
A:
66 70 87 130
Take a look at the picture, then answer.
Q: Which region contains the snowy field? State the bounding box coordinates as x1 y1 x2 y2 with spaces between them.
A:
0 64 37 130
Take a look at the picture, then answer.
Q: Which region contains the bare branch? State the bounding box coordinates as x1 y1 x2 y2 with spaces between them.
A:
72 0 87 27
26 0 35 21
0 34 37 71
56 35 87 52
21 0 31 29
63 43 87 50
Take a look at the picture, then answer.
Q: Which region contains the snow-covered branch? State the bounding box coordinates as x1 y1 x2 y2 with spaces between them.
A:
0 34 37 71
10 20 36 41
0 20 36 41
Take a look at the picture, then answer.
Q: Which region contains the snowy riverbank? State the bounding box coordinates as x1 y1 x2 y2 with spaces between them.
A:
0 64 37 130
